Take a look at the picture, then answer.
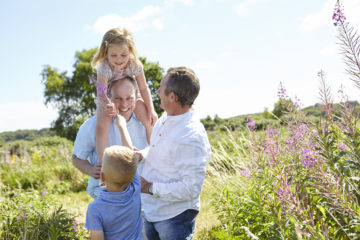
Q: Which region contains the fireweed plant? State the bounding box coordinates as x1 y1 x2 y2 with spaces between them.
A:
204 1 360 239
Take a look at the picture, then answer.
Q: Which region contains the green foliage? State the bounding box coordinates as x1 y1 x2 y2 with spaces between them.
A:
199 94 360 239
0 136 87 193
0 129 55 147
41 48 97 141
41 49 164 141
139 57 164 116
272 99 293 118
0 189 88 239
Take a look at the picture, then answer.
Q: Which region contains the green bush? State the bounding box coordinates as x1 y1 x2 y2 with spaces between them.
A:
0 136 87 194
0 188 88 239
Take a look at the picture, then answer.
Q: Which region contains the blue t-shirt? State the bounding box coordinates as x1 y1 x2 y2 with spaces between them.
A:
85 172 145 240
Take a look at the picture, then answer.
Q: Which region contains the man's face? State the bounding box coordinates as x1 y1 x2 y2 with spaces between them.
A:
111 80 136 121
157 75 171 111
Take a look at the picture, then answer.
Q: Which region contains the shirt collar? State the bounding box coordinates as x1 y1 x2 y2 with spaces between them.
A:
111 112 136 125
99 186 132 203
162 111 192 125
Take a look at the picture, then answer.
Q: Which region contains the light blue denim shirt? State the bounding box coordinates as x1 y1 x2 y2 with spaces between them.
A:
72 113 148 198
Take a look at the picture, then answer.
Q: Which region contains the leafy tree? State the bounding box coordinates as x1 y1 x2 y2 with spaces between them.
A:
272 99 294 118
139 57 164 115
41 48 164 141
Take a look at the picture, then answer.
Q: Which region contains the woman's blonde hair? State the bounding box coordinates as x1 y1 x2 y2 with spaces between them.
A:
92 27 139 68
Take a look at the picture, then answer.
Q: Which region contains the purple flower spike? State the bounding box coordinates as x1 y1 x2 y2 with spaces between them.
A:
246 117 256 131
240 170 251 178
332 7 346 26
277 82 288 100
301 148 318 168
317 70 325 78
277 186 290 200
337 143 347 152
73 220 79 234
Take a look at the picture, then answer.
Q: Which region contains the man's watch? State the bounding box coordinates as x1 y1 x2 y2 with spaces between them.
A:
148 184 153 195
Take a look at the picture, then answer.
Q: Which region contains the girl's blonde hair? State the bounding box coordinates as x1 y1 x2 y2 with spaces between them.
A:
92 27 139 68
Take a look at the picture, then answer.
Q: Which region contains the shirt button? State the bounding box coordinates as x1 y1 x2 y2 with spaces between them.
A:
159 133 162 136
152 145 155 147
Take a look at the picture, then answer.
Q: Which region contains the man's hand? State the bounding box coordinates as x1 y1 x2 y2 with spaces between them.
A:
90 163 102 179
149 109 158 126
141 177 152 194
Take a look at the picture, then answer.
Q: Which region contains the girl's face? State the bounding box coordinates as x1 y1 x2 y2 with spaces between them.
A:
107 44 130 70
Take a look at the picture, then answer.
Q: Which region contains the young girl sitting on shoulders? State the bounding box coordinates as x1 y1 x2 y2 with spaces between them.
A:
92 27 157 165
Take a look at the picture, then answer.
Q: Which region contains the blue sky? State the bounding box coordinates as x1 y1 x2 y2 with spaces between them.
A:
1 0 360 132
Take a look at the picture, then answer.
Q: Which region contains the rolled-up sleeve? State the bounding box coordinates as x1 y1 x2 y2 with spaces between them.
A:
72 121 95 161
153 140 211 201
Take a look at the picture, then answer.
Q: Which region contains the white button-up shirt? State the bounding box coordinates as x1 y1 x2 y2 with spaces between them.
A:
141 111 211 222
72 113 148 198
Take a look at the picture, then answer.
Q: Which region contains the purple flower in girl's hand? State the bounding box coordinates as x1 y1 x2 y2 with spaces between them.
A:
97 81 110 105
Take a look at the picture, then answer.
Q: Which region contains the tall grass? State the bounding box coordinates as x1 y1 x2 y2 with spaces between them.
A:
200 1 360 239
0 136 89 239
0 136 87 193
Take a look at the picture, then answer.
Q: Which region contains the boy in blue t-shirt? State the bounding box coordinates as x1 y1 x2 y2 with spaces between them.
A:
85 145 145 240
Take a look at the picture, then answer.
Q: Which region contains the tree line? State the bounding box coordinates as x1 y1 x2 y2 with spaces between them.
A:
41 48 164 141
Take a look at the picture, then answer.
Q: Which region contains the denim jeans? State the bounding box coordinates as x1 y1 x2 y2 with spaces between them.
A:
144 209 199 240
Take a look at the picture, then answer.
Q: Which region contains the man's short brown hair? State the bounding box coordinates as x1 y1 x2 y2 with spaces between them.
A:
165 67 200 107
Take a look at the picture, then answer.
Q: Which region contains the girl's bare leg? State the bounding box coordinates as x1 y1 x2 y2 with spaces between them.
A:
134 99 152 143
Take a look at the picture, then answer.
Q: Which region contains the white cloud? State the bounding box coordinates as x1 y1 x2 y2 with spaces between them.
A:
152 19 164 30
320 44 339 56
219 51 234 57
234 4 250 16
91 6 162 35
0 102 58 132
83 25 91 31
165 0 194 6
193 61 217 69
234 0 271 17
300 0 360 33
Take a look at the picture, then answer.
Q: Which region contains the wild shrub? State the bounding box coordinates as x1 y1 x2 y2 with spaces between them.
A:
202 1 360 239
0 188 88 239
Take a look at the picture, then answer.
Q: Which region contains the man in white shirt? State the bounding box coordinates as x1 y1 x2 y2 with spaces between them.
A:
72 76 148 199
140 67 211 240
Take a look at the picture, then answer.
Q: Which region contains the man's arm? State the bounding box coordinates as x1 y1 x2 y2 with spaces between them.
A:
141 141 211 201
72 155 102 179
90 230 104 240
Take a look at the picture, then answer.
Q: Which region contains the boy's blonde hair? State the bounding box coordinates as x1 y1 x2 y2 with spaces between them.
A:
92 27 139 68
102 146 138 187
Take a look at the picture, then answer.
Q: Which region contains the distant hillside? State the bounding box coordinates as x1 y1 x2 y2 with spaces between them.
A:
202 101 360 131
229 101 359 121
0 128 55 145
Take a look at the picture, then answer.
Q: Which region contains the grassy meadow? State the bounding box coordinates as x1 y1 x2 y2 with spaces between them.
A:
1 2 360 238
3 98 360 240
